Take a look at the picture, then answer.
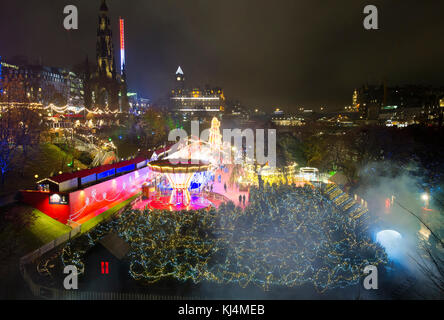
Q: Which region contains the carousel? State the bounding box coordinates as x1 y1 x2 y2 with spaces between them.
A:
147 159 210 206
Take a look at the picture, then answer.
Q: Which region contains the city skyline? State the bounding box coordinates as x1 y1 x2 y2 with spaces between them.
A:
0 0 443 304
1 0 444 111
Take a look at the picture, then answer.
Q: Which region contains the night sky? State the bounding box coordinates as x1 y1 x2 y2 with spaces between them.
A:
1 0 444 111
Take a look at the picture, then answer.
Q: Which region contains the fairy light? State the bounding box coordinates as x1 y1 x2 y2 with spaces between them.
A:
42 104 122 115
60 183 387 293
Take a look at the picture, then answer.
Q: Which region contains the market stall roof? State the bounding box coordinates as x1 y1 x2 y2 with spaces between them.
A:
37 156 147 185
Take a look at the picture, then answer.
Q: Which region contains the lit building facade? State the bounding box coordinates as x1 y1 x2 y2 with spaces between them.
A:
126 92 150 115
0 57 83 106
355 84 444 123
271 116 305 127
170 66 225 121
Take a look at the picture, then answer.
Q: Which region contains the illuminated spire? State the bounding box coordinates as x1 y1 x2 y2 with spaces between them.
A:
176 66 184 75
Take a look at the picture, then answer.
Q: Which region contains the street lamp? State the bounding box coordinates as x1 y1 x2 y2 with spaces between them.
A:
421 193 430 208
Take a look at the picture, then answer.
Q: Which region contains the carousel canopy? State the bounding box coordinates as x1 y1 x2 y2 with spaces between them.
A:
148 159 210 174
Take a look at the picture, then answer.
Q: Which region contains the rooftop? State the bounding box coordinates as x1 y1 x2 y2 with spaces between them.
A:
39 156 148 184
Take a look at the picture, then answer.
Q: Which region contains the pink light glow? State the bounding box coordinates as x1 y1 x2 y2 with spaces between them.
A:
133 194 213 211
70 167 152 223
165 172 195 205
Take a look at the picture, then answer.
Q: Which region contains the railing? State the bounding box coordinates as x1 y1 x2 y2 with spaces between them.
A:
19 195 205 300
323 183 369 220
20 226 81 266
21 265 201 300
202 191 231 202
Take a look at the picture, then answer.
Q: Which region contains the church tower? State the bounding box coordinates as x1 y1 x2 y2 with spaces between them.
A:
87 0 129 112
90 0 120 110
96 0 115 78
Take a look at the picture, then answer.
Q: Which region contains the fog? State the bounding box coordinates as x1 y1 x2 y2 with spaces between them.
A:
356 160 443 297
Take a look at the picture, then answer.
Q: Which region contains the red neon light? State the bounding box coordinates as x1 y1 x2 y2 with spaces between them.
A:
101 261 109 274
119 18 125 50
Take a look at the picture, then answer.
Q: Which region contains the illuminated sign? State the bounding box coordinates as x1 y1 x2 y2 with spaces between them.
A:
118 92 137 97
97 168 115 180
101 261 109 274
116 164 135 174
382 105 398 110
49 193 69 205
440 98 444 108
81 174 97 186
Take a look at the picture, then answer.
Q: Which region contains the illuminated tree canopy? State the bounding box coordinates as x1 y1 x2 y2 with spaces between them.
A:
63 184 387 293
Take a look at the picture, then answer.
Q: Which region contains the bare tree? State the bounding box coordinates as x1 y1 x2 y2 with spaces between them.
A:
0 76 25 185
412 243 444 297
0 75 44 183
396 201 444 296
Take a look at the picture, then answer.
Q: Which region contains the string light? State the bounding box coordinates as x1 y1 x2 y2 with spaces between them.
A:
43 104 122 115
61 183 387 293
